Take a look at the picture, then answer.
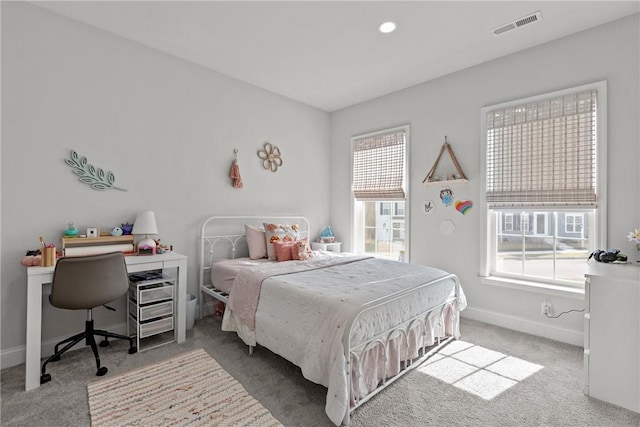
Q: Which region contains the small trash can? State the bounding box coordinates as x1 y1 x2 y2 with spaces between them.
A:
186 294 197 330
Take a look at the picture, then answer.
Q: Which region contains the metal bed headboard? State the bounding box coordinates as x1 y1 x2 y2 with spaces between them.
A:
198 215 310 291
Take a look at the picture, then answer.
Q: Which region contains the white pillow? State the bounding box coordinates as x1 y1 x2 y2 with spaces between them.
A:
245 224 267 259
263 223 300 261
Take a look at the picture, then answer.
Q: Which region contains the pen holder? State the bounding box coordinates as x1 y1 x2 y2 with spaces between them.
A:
42 247 56 267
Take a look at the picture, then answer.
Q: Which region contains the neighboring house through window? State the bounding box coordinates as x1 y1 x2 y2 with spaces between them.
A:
481 82 606 287
352 126 409 261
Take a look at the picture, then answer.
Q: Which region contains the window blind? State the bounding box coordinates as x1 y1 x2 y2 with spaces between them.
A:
352 130 406 201
486 89 597 207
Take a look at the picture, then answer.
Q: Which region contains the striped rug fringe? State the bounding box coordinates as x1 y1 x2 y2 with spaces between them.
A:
87 348 282 426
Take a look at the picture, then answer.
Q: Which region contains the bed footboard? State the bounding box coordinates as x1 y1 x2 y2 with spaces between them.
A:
342 273 461 425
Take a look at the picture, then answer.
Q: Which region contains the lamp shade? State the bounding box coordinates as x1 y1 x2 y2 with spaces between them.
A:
132 211 158 235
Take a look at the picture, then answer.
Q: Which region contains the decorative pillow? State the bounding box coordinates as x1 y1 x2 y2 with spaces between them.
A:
245 224 267 260
263 223 299 260
291 239 310 261
273 240 296 262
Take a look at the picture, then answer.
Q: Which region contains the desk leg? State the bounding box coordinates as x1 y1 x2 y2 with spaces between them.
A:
25 277 44 391
175 260 187 343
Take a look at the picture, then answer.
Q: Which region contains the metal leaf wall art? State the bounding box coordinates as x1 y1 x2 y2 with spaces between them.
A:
65 150 127 191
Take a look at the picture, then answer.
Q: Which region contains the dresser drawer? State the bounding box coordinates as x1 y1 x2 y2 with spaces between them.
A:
139 316 173 338
130 283 174 304
139 300 173 322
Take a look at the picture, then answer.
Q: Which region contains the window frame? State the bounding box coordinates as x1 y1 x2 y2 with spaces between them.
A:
480 81 607 290
351 125 410 262
490 208 594 287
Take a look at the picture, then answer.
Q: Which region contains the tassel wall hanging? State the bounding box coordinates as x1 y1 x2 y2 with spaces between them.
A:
229 149 243 188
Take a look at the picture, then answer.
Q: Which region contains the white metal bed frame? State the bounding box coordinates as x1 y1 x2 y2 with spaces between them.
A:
198 215 462 425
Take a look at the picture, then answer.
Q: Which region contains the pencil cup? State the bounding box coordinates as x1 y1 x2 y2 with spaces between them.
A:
42 247 56 267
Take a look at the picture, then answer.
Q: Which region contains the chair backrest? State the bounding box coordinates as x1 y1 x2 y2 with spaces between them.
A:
50 252 129 310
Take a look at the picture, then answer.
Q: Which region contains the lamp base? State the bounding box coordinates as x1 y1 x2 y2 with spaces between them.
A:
137 237 156 256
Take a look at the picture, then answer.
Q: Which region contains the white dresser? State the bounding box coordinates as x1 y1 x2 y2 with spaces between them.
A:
584 262 640 413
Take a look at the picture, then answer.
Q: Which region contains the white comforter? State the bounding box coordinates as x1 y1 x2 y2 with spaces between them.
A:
222 255 466 425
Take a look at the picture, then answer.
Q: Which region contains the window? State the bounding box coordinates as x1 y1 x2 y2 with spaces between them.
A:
352 126 409 261
516 214 529 232
481 82 606 287
504 214 514 231
535 213 546 235
565 214 584 234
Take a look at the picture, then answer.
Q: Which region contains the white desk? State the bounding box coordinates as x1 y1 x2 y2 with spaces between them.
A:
25 252 188 391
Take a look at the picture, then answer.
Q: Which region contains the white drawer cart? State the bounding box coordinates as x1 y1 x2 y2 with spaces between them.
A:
128 272 176 352
584 262 640 413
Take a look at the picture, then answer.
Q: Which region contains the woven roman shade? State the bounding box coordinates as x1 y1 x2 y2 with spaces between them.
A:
486 89 597 207
352 130 406 201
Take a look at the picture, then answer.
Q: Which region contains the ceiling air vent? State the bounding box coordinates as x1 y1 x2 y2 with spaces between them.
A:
492 10 542 36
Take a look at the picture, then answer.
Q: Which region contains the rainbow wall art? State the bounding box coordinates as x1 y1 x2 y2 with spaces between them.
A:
454 200 473 215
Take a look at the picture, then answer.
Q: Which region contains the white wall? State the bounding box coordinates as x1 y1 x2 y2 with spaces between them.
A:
1 2 331 365
330 14 640 346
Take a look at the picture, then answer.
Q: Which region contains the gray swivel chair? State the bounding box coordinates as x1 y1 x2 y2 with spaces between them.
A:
40 252 137 384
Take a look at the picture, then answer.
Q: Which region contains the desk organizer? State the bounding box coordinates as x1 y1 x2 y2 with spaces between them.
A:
41 247 57 267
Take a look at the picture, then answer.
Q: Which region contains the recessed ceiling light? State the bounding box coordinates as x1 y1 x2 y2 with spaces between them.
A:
378 21 397 34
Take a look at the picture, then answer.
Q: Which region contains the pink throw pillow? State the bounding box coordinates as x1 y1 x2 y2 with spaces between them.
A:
273 240 296 262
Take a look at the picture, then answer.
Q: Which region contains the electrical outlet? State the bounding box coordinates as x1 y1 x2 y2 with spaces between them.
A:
541 301 552 316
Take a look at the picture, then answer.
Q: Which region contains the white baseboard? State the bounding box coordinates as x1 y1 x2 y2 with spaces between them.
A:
462 306 584 347
0 322 127 370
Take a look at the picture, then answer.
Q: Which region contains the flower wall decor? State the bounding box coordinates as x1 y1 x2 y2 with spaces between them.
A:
257 142 283 172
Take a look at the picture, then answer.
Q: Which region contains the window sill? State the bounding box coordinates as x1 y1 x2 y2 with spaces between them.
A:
480 276 585 300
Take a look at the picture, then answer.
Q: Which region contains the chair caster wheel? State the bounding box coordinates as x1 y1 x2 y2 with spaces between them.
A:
96 367 108 376
51 355 61 362
40 374 51 384
128 346 137 354
99 340 110 348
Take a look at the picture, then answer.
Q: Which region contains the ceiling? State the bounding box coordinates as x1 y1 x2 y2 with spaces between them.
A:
32 1 639 112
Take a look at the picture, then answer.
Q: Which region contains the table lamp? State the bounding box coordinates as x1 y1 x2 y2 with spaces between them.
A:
132 211 158 255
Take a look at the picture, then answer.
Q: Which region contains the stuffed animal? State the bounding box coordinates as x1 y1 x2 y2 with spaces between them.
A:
296 240 310 261
21 255 42 266
21 249 42 266
154 239 171 254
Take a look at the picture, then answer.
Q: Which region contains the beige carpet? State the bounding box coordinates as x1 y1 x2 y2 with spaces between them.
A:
87 348 282 427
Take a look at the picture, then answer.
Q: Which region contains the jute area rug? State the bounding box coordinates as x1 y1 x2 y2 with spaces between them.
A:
87 348 282 426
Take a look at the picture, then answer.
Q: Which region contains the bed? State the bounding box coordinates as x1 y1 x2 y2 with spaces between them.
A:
199 216 466 425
